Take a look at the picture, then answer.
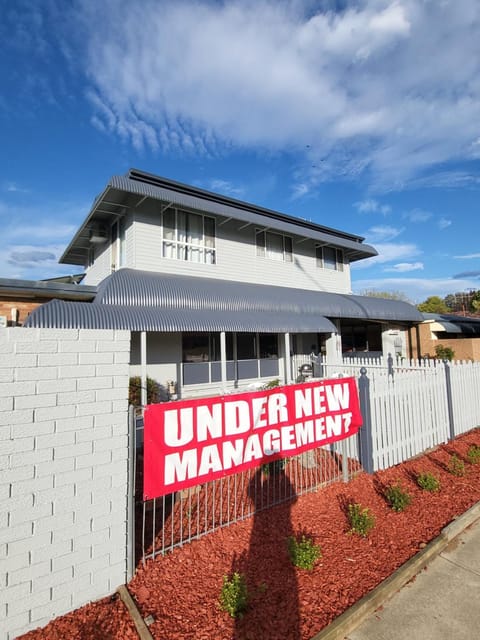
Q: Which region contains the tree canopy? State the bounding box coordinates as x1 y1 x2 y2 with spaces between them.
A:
417 296 450 313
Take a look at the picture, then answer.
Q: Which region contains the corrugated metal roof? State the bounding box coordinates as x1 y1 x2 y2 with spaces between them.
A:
430 321 462 334
24 299 337 333
60 169 378 265
95 269 423 321
422 313 480 335
24 269 423 330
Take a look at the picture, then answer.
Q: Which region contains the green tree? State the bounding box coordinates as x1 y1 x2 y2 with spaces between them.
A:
417 296 450 313
471 290 480 313
358 289 412 303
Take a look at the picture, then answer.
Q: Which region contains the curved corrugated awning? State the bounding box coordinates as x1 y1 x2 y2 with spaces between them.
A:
94 269 423 322
430 321 462 334
25 299 337 333
25 269 423 331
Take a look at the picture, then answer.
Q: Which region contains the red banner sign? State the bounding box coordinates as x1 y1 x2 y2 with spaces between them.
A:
143 378 362 499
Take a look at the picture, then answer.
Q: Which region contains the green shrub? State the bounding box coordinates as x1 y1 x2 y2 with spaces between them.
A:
261 458 286 476
347 503 375 537
448 454 465 477
128 376 160 406
219 572 249 618
262 378 281 389
385 482 412 512
467 445 480 464
288 535 322 570
435 344 455 361
416 472 441 492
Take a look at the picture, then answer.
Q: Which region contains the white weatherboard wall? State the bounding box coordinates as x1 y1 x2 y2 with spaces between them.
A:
0 328 131 640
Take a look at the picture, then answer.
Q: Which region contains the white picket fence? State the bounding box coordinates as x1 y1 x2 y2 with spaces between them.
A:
319 356 480 472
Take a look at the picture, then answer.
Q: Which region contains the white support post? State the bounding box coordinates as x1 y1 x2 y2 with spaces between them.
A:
141 331 147 406
284 332 291 384
220 331 227 391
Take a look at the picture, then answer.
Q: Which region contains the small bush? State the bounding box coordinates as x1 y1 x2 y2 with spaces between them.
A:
288 535 322 570
220 572 249 618
448 454 465 477
416 472 441 492
467 445 480 464
262 378 281 389
128 376 160 406
347 503 375 537
385 482 412 512
435 344 455 361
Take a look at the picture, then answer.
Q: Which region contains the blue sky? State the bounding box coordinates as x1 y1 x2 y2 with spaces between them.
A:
1 0 479 304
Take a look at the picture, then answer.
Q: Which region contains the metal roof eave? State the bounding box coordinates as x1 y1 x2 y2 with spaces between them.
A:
59 172 378 266
0 277 97 301
24 300 337 333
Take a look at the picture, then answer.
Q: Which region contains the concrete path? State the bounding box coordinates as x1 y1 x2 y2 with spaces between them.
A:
345 518 480 640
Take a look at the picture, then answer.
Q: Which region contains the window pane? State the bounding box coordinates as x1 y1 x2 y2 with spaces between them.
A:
259 334 278 358
204 217 215 248
163 210 176 241
182 333 210 362
266 232 284 261
256 231 266 257
284 236 293 262
186 212 203 245
336 249 344 272
236 333 257 359
323 247 337 270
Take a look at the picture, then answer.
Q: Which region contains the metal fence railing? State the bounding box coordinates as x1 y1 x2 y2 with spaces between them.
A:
132 409 361 565
130 356 480 568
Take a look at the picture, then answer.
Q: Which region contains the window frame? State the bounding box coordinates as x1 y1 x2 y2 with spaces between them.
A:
162 208 216 265
316 246 344 272
255 229 293 262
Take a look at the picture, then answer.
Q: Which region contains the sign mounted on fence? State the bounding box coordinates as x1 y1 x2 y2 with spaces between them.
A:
143 378 362 499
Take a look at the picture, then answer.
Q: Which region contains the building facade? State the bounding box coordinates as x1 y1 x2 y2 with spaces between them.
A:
26 169 423 398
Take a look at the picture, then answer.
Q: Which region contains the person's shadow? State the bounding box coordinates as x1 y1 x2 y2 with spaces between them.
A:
232 463 301 639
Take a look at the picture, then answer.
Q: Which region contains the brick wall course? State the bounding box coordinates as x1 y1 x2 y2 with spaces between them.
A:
1 328 131 640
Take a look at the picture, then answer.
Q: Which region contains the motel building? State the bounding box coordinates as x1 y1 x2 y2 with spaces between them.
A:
24 169 423 400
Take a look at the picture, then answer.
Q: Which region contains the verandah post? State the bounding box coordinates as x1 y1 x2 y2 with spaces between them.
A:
443 360 456 440
358 367 374 473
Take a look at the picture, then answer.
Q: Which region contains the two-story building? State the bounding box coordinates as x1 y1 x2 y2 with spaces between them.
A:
25 168 423 398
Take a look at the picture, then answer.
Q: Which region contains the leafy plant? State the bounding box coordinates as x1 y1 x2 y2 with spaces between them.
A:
448 454 465 477
416 472 441 492
128 376 161 406
347 503 375 537
219 572 249 618
288 534 322 570
434 344 455 361
261 458 286 476
385 482 412 512
467 445 480 464
262 378 281 389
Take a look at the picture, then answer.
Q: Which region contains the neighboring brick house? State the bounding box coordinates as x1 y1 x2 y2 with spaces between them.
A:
26 169 423 397
0 276 95 326
412 313 480 361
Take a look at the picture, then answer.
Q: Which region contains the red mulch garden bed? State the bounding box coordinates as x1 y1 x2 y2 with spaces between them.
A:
20 430 480 640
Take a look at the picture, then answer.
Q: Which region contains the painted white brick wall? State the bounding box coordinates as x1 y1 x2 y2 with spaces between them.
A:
0 328 131 640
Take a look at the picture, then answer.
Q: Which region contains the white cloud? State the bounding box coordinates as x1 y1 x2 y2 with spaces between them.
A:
402 208 432 223
355 199 392 214
438 217 452 230
352 275 480 304
455 252 480 259
71 0 480 187
384 261 424 272
365 225 403 242
353 241 421 269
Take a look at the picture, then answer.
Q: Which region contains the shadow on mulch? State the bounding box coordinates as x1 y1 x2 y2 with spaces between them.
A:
232 467 301 640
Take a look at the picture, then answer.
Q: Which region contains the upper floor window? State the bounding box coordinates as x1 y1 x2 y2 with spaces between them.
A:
316 246 344 271
162 209 216 264
256 230 293 262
